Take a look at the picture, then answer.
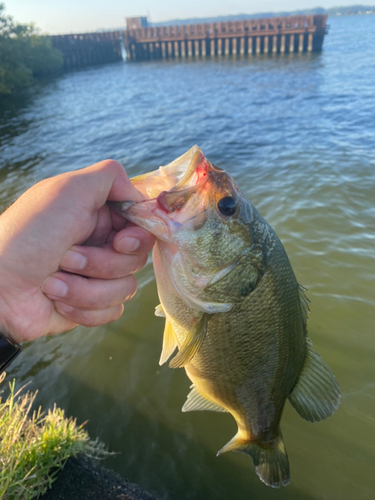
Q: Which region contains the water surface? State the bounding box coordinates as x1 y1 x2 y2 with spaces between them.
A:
1 14 375 500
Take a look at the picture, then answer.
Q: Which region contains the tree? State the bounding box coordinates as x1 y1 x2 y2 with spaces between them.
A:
0 3 63 95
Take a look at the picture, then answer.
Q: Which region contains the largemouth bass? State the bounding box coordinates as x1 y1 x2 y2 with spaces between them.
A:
110 146 340 488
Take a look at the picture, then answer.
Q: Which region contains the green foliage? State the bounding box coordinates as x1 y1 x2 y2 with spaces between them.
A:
0 376 110 500
0 3 63 95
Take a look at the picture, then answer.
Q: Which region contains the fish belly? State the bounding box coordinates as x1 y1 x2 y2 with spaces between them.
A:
189 268 306 441
154 240 306 440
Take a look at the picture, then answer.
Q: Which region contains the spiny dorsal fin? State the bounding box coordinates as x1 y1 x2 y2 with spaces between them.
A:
182 385 228 413
217 429 290 488
288 337 340 422
155 304 166 317
159 318 177 366
298 283 310 328
169 313 209 369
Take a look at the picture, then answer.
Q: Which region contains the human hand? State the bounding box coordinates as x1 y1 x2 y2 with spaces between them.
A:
0 160 155 343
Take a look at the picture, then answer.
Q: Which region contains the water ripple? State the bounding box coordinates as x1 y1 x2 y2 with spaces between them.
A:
1 14 375 500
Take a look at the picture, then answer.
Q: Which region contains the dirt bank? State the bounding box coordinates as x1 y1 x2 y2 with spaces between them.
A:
39 454 159 500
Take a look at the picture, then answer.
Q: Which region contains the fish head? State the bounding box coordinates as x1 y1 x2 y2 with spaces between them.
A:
110 146 267 308
111 146 253 267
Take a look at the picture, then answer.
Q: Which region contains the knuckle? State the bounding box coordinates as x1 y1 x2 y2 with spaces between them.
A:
131 254 148 274
74 311 102 328
145 232 156 248
84 293 100 309
103 159 123 171
136 230 156 252
80 317 98 328
84 305 124 327
102 255 117 277
104 253 131 279
112 304 124 321
124 276 138 301
56 292 126 327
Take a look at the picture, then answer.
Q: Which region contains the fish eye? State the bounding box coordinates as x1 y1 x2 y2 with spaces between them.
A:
217 197 237 217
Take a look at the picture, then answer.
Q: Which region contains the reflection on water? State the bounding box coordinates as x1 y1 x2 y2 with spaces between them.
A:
1 14 375 500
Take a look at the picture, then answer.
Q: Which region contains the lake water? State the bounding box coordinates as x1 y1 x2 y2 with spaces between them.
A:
1 14 375 500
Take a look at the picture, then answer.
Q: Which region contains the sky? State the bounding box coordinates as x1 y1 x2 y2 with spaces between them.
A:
4 1 363 34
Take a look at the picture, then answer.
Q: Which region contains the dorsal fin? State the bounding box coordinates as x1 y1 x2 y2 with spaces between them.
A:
169 313 209 369
288 337 340 422
159 318 177 366
182 385 228 413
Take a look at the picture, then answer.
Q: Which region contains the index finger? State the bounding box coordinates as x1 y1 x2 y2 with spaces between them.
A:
65 159 145 213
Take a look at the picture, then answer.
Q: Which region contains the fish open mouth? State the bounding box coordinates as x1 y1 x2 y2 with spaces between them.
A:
108 146 211 235
108 146 210 239
131 145 207 200
108 145 234 242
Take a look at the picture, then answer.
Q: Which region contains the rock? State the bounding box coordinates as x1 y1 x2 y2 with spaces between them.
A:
39 454 159 500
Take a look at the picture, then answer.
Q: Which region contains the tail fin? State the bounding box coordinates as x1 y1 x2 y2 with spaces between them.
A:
217 431 290 488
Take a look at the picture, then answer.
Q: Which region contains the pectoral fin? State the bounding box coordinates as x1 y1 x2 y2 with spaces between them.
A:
182 385 228 412
155 304 166 317
169 313 209 369
288 338 340 422
159 318 177 366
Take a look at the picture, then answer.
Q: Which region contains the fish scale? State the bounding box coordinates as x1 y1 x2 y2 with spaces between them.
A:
110 145 340 488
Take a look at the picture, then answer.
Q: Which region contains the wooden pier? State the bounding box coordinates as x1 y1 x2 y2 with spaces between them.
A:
50 32 123 69
124 14 327 61
49 14 327 69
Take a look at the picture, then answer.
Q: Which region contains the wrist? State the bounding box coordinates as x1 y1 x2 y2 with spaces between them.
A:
0 294 17 344
0 267 24 344
0 312 24 345
0 308 24 346
0 331 21 374
0 253 22 372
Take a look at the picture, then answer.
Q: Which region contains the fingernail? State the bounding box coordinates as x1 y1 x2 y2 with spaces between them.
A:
43 277 68 298
55 302 73 313
117 236 140 252
60 249 87 270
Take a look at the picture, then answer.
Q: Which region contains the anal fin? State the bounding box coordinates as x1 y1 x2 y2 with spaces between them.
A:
288 338 340 422
182 385 228 413
217 430 290 488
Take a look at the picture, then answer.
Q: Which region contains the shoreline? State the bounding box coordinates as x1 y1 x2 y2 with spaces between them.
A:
39 454 159 500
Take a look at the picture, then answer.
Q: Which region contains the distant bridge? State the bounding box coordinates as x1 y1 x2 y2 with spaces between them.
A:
50 14 327 69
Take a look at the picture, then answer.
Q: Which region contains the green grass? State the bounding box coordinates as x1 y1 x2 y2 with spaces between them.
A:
0 374 110 500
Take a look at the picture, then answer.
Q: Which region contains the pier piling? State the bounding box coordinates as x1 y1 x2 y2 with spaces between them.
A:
124 14 327 62
49 14 327 69
50 31 123 69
